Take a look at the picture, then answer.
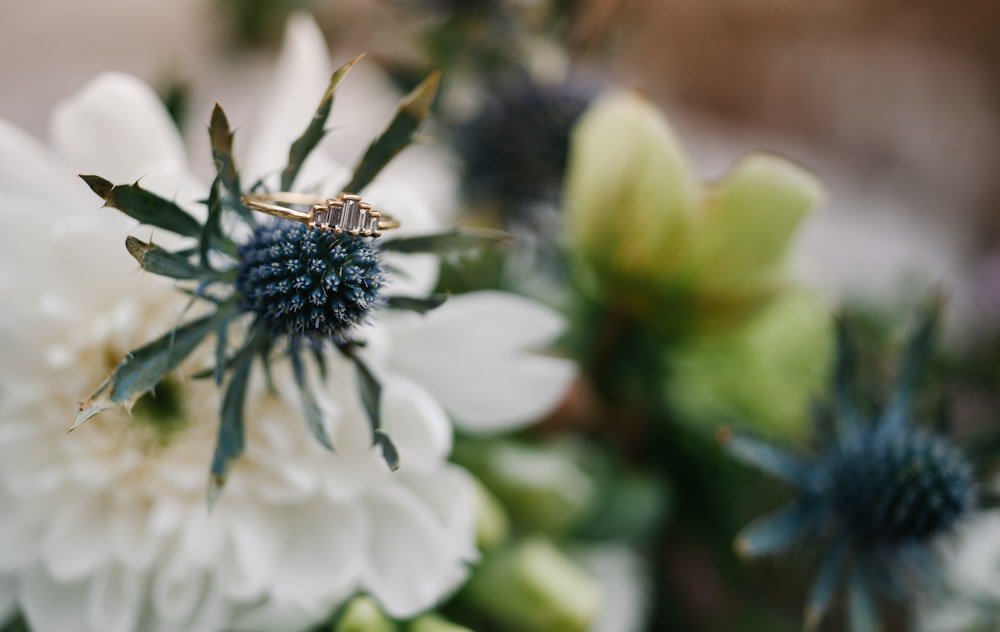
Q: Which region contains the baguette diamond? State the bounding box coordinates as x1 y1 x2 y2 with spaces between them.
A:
308 193 385 237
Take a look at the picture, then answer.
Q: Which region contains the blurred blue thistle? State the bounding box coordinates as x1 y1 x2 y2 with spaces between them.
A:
720 298 976 631
72 59 509 505
459 72 594 224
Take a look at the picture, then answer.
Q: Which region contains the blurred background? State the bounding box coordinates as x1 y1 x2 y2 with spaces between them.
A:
2 1 998 631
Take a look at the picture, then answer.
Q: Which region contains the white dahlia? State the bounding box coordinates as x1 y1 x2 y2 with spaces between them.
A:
0 15 575 632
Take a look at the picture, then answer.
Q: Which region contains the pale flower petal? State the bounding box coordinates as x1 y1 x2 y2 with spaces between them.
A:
19 565 91 632
0 118 83 206
362 485 469 617
86 564 144 632
381 374 453 470
241 13 332 185
387 291 576 431
50 73 202 204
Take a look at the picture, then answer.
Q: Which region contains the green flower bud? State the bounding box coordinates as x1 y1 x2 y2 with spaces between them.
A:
472 475 510 550
462 538 602 632
409 613 474 632
666 291 833 441
460 441 594 533
564 92 824 335
333 595 395 632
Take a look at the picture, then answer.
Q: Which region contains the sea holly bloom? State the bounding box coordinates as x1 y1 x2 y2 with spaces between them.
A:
0 14 575 632
564 92 824 336
721 300 976 632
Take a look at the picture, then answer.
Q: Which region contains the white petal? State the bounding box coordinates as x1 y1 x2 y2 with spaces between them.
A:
0 118 83 206
242 14 332 185
397 466 479 561
386 291 577 432
152 560 207 623
20 564 91 632
270 501 366 605
50 73 203 206
42 496 112 581
109 500 161 570
219 503 283 600
86 564 143 632
381 375 453 469
362 485 467 617
228 599 331 632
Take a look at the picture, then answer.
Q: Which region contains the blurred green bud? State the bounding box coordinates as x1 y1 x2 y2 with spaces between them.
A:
409 613 474 632
460 440 594 533
564 92 824 336
333 595 395 632
665 290 833 441
462 538 602 632
473 475 510 550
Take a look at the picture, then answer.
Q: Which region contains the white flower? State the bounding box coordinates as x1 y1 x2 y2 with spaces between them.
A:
0 15 575 632
914 511 1000 632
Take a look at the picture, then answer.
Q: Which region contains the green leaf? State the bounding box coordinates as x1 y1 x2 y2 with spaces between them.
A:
882 294 941 431
734 501 812 559
804 540 845 630
125 236 201 279
833 317 861 439
80 175 203 238
281 54 364 191
373 430 400 471
208 331 256 508
209 104 240 198
347 350 399 471
380 227 513 255
345 71 441 194
75 302 238 427
290 346 335 450
386 293 449 314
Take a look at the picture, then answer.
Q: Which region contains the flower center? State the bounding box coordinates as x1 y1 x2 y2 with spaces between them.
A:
830 428 974 544
235 219 385 342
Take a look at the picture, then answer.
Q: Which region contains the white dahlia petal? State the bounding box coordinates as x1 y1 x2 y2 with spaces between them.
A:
50 72 200 203
386 291 577 431
242 13 331 185
19 566 91 632
362 484 469 618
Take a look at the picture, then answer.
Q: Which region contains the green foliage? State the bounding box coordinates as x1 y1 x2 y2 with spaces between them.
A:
346 72 441 194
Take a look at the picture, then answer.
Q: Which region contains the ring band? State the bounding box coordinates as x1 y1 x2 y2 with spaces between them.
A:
241 192 400 237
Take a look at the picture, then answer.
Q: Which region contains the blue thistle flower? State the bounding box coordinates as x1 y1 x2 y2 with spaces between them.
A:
74 66 508 505
721 299 976 632
460 73 594 221
236 220 384 342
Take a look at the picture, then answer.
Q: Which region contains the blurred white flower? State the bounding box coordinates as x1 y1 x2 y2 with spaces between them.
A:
915 511 1000 632
0 15 574 632
572 545 650 632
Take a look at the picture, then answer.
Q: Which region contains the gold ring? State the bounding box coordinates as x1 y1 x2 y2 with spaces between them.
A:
241 192 400 237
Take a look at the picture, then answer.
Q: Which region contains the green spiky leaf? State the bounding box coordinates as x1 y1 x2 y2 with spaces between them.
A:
373 430 400 471
347 350 400 471
125 236 217 280
718 429 815 490
290 347 334 450
386 293 449 314
281 54 364 191
883 295 941 430
734 501 814 559
381 227 513 255
345 71 440 193
80 175 203 238
804 540 845 630
75 301 238 427
209 104 240 197
208 331 256 507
